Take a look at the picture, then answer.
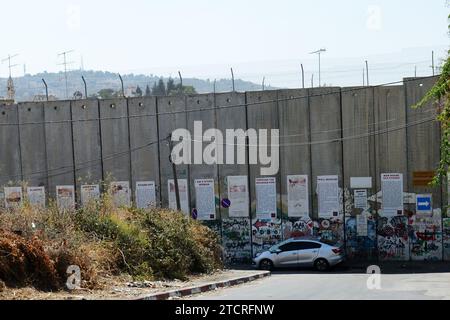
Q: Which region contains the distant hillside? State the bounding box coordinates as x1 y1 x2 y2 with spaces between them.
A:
0 70 275 102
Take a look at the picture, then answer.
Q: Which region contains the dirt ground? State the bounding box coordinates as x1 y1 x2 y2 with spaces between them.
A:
0 269 259 300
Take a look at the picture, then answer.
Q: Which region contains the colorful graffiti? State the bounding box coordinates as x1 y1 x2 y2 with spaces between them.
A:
252 219 282 256
443 218 450 261
345 213 377 260
409 210 442 261
313 218 344 246
282 217 314 239
377 215 409 261
221 218 252 263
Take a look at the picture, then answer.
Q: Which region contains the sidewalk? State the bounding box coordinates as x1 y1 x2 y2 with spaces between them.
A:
135 269 270 300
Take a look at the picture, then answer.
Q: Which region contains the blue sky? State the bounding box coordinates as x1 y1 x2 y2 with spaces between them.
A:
0 0 448 87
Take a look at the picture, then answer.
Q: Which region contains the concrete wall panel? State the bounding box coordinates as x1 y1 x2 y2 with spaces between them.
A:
0 104 22 186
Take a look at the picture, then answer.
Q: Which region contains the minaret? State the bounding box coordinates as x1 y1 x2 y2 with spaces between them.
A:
6 76 15 101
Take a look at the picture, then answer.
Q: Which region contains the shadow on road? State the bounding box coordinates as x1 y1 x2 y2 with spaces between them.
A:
227 261 450 275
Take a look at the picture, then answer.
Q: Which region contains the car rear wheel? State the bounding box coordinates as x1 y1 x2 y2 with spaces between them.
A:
259 259 274 271
314 258 329 271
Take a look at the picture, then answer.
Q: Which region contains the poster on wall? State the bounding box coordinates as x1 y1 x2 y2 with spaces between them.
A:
27 187 46 207
317 176 339 218
356 212 368 236
255 177 277 220
168 179 189 214
110 181 131 207
227 176 249 218
381 173 403 216
4 187 23 208
354 189 368 209
287 175 309 217
80 185 100 206
194 179 216 220
135 181 156 209
56 185 75 210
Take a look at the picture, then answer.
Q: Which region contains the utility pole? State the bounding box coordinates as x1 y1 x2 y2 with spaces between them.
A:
168 134 181 211
2 54 19 77
58 50 75 99
301 63 305 89
365 60 369 86
309 48 326 87
431 51 435 76
230 67 235 92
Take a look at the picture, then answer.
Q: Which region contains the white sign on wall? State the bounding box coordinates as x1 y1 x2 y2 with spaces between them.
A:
227 176 249 218
80 185 100 206
255 177 277 220
56 185 75 210
4 187 23 208
110 181 131 207
135 181 156 209
317 176 339 218
168 179 189 214
27 186 46 207
194 179 216 220
287 175 309 217
381 173 403 216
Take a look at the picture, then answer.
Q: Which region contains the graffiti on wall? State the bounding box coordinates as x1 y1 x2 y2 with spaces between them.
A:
252 219 282 256
221 218 251 263
409 209 442 261
345 212 377 260
377 215 409 261
282 216 314 239
443 218 450 261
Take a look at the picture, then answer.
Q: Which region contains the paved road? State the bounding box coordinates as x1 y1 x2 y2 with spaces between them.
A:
187 268 450 300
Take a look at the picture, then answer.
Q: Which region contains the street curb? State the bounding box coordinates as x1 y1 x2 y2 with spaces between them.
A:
137 271 271 300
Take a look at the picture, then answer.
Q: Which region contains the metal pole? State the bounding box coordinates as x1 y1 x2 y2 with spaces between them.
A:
432 51 435 76
81 75 88 98
365 60 369 86
318 52 321 87
213 79 216 94
363 69 365 86
262 77 265 91
42 79 49 101
231 67 235 92
301 63 305 89
415 65 417 78
178 71 183 95
118 73 125 97
168 134 181 211
311 74 314 88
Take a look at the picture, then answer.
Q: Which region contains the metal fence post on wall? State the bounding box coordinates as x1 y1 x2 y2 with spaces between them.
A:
231 68 235 92
118 73 125 98
81 76 88 99
178 71 183 95
42 79 49 101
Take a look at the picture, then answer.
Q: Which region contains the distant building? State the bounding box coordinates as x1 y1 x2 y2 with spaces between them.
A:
33 94 57 102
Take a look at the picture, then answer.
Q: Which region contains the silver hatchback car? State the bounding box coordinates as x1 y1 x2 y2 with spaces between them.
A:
253 238 345 271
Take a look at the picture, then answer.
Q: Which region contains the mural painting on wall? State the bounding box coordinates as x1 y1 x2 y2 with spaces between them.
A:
221 218 252 263
345 212 377 260
377 215 409 261
282 216 314 239
443 218 450 261
409 209 442 261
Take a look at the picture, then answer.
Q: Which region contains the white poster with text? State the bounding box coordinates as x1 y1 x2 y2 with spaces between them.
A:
110 181 131 207
287 175 309 217
317 175 339 218
381 173 403 216
256 177 277 220
56 185 75 210
136 181 156 209
195 179 216 220
80 185 100 206
27 186 46 207
227 176 249 218
4 187 23 208
168 179 189 214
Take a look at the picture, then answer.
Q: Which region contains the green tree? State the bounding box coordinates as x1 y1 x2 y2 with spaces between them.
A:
152 78 166 96
97 88 116 99
135 85 142 97
167 77 176 95
145 84 151 96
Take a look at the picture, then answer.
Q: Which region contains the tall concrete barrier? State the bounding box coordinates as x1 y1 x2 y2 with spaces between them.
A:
277 89 313 239
18 102 48 188
44 101 74 197
0 104 22 187
405 77 442 261
215 92 251 263
246 90 282 256
309 87 344 245
71 99 103 198
128 96 160 204
341 87 377 259
157 95 188 208
99 98 131 183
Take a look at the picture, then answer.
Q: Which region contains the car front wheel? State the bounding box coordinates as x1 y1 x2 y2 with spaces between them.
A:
314 258 330 271
259 259 274 271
